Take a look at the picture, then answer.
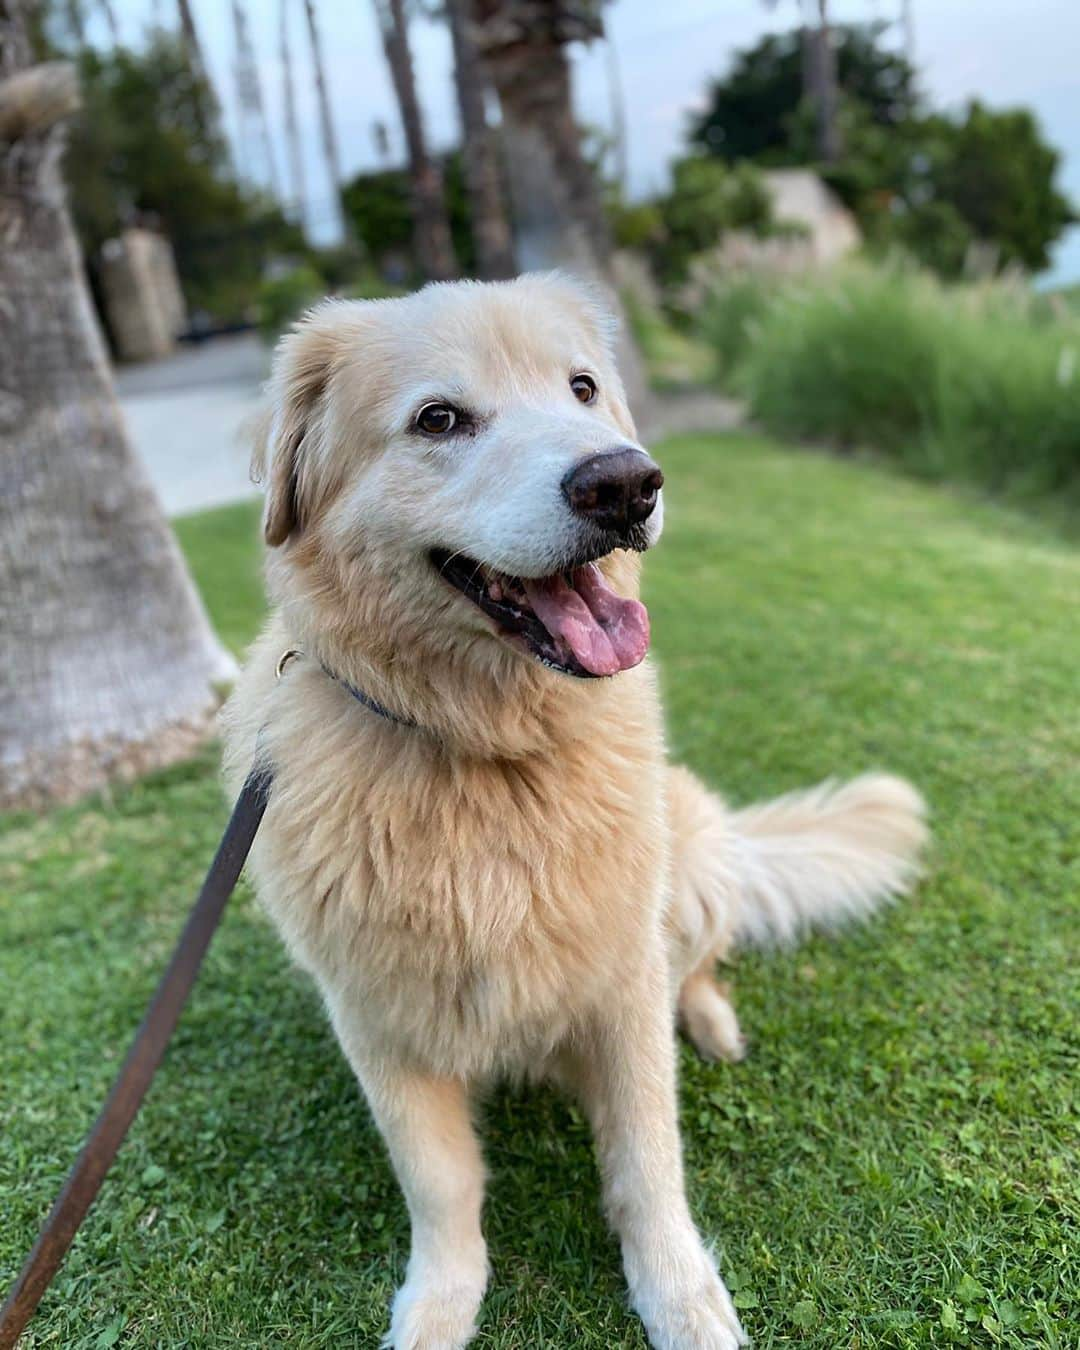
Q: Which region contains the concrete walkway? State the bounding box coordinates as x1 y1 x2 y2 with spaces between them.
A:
646 388 744 440
116 334 268 518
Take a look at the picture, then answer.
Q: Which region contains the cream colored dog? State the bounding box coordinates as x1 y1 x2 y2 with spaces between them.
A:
223 274 927 1350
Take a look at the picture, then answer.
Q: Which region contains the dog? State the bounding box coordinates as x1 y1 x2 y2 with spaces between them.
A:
222 273 927 1349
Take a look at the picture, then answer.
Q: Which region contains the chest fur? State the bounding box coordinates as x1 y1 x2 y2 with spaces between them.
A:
249 703 667 1070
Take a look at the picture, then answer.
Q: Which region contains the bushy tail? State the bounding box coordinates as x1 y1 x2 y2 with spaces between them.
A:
728 774 928 947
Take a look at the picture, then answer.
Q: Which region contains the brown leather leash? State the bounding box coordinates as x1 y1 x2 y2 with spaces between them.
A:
0 764 273 1349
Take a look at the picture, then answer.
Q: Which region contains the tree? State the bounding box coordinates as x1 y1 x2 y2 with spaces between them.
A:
850 100 1075 277
279 0 307 230
230 0 281 198
654 156 772 282
175 0 206 68
688 22 1074 277
473 0 648 415
64 37 302 320
603 21 627 192
473 1 655 418
444 0 513 279
474 0 612 275
302 0 349 242
63 0 84 44
373 0 458 281
0 0 236 810
802 0 841 163
95 0 116 41
175 0 223 143
690 23 918 164
342 151 474 275
927 102 1075 274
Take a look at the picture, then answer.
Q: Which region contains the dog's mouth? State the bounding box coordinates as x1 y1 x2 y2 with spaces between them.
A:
430 549 650 678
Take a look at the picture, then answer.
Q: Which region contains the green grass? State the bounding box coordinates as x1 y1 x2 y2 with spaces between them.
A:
174 500 265 653
2 435 1078 1347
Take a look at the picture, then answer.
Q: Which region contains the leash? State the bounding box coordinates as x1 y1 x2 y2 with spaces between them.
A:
0 763 273 1350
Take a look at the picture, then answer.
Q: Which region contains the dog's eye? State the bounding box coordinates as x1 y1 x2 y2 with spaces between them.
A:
570 374 597 405
416 402 457 435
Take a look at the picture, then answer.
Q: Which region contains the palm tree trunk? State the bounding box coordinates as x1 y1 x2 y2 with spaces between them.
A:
478 15 611 274
231 0 282 199
901 0 916 64
803 0 842 163
445 0 514 279
374 0 458 282
64 0 85 45
280 0 307 231
474 2 650 424
96 0 118 42
605 23 628 195
175 0 225 150
176 0 204 63
0 13 236 811
302 0 350 244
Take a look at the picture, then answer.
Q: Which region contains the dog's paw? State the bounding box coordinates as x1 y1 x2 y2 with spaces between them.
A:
679 976 748 1064
638 1276 747 1350
629 1237 748 1350
384 1266 486 1350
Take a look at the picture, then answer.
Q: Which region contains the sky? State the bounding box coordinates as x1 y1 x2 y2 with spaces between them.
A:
100 0 1080 285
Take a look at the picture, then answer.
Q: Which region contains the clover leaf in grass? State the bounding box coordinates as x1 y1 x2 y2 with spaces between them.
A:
140 1162 166 1188
791 1299 819 1329
955 1273 984 1305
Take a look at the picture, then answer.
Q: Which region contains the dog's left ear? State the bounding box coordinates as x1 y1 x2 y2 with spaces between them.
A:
255 302 349 547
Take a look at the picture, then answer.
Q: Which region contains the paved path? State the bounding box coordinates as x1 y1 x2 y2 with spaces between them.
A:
646 388 744 440
117 334 268 518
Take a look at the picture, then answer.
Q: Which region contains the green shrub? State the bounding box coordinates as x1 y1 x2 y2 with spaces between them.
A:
341 154 474 278
655 156 772 282
717 262 1080 499
343 275 405 303
305 242 370 290
695 272 778 378
68 39 306 325
608 198 664 252
255 265 326 342
933 301 1080 493
255 266 405 344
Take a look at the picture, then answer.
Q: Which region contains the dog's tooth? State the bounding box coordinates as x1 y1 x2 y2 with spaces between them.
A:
488 580 503 602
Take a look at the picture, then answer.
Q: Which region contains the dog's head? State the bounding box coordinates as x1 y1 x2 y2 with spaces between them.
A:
256 274 664 708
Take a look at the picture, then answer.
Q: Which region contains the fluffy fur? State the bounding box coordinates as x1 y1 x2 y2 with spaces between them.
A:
222 274 927 1349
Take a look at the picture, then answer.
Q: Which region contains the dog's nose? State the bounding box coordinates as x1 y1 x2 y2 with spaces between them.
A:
561 448 664 537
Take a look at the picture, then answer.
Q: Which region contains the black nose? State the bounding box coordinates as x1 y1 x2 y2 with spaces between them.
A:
561 448 664 537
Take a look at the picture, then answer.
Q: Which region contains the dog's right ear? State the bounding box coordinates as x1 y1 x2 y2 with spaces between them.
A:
254 303 348 547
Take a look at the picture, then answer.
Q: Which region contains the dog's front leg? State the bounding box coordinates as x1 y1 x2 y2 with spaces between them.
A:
329 999 488 1350
575 960 747 1350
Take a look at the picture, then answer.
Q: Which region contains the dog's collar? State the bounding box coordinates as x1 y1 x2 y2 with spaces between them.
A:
276 648 416 728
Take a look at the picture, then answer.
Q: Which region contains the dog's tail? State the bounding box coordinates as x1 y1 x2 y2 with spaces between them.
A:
668 769 928 959
729 774 928 947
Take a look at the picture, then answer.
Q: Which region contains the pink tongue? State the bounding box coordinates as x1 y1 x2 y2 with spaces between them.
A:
522 565 650 676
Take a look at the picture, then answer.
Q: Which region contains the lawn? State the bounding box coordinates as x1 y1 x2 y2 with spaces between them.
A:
2 433 1077 1348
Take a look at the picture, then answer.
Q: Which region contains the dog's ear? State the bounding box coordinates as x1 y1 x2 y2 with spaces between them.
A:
255 303 348 547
